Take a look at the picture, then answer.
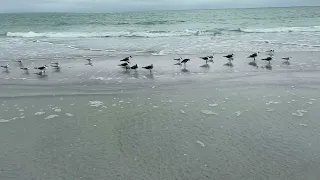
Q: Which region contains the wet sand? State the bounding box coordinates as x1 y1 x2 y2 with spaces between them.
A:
1 51 320 179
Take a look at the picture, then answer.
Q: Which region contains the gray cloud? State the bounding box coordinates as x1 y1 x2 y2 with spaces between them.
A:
0 0 319 12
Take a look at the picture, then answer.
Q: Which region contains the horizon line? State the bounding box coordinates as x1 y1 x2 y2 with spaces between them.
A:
0 5 319 14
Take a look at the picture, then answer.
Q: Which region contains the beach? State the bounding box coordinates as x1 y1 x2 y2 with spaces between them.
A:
1 51 320 179
1 7 320 179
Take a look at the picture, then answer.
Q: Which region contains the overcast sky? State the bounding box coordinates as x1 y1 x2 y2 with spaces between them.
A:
0 0 319 13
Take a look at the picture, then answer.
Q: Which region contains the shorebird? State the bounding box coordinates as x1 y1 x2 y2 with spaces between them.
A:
86 58 92 63
224 53 234 59
119 62 129 68
142 64 153 72
266 50 274 56
51 64 60 69
1 64 9 69
261 57 273 64
15 60 23 64
34 71 45 76
120 56 132 63
131 64 138 70
34 65 48 74
208 54 214 59
181 59 190 66
20 67 29 71
248 52 259 61
34 65 48 71
282 57 291 61
51 62 59 66
173 57 182 61
200 56 209 64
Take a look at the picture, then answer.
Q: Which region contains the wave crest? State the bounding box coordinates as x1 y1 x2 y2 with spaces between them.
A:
239 26 320 33
5 30 214 38
5 26 320 39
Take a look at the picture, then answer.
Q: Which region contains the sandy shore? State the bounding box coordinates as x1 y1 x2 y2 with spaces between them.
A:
1 51 320 179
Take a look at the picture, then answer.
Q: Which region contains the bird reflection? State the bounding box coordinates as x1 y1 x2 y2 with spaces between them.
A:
200 64 210 68
181 67 190 73
282 61 290 65
265 64 272 70
248 61 258 68
224 62 234 67
145 72 154 79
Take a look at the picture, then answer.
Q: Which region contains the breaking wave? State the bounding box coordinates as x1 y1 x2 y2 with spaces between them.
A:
237 26 320 33
5 30 216 38
5 26 320 38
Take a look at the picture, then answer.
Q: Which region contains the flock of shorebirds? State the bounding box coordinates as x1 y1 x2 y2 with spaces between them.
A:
116 49 291 72
0 49 291 76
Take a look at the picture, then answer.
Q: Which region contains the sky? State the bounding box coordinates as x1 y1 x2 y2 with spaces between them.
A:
0 0 319 13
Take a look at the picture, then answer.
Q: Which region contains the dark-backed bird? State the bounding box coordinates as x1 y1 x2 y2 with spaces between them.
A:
208 55 214 59
86 58 92 62
119 62 129 67
282 57 291 61
34 65 48 71
131 64 138 70
20 67 29 71
248 52 259 60
120 56 132 63
261 57 273 64
1 64 9 69
200 56 209 64
181 58 190 65
142 64 153 71
200 56 209 60
224 53 234 59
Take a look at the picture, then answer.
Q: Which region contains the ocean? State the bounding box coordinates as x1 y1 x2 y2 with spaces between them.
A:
1 7 320 180
1 6 320 60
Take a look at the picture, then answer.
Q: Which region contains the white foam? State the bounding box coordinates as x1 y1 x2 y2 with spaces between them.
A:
54 109 62 112
266 108 274 112
292 110 308 117
241 26 320 33
201 110 219 115
235 111 242 117
209 104 218 107
299 124 308 127
44 115 58 119
0 119 10 123
89 101 104 107
180 110 186 114
307 101 313 105
34 111 45 115
266 101 280 105
65 113 74 117
196 141 205 147
153 106 159 108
